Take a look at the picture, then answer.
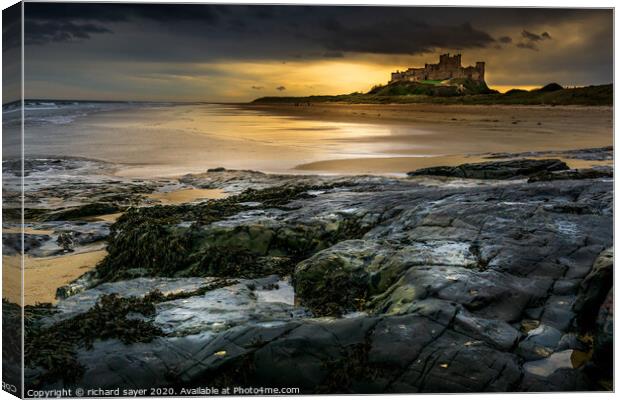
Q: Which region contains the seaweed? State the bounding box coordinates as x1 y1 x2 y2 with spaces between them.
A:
294 257 371 317
25 279 237 386
26 294 163 385
95 183 352 282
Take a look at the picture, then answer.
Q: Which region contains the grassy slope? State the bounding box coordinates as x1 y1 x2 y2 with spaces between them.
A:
253 83 612 106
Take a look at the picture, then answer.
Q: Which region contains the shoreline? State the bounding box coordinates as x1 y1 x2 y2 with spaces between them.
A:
294 155 613 175
242 102 613 127
14 102 612 180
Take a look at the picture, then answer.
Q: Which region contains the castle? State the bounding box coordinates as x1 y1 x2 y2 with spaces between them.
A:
390 54 485 84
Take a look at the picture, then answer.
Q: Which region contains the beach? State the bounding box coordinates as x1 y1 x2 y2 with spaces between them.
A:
2 102 613 305
246 103 613 173
1 101 614 307
10 102 612 178
3 100 613 392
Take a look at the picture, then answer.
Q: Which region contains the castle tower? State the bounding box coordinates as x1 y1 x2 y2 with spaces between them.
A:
476 62 485 80
454 54 462 67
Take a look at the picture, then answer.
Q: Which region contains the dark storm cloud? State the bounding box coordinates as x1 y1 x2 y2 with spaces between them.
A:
321 21 494 54
517 29 552 51
276 86 286 91
26 21 112 45
20 5 613 101
24 3 223 46
522 30 543 41
24 4 498 57
25 3 222 23
2 3 21 51
24 4 598 62
521 30 552 42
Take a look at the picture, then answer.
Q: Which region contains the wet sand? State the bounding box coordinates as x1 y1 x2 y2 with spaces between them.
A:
3 250 107 305
247 103 612 174
3 227 55 235
88 212 124 223
147 188 228 204
246 103 612 135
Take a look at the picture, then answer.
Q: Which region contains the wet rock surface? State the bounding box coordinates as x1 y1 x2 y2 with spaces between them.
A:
484 146 613 162
528 167 613 183
407 158 569 180
19 165 613 393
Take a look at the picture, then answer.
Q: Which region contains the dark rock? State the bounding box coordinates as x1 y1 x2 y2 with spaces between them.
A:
407 159 569 180
56 232 75 252
540 295 576 331
556 333 589 352
516 324 563 360
590 287 613 380
453 311 520 351
574 248 613 330
2 232 50 255
523 307 544 320
552 279 581 295
485 146 612 162
522 353 590 391
293 240 395 316
23 166 612 392
389 330 522 392
528 167 612 183
42 203 121 222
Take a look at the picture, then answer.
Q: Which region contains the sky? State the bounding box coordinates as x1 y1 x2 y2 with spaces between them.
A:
5 3 614 102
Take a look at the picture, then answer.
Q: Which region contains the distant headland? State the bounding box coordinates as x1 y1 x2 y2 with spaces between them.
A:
252 53 611 106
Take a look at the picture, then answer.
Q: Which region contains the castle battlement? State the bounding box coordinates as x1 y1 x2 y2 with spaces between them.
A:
390 53 485 84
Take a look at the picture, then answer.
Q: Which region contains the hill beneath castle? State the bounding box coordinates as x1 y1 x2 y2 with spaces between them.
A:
252 81 612 106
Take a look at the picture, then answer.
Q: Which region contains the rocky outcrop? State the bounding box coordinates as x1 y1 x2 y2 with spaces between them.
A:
590 288 613 385
574 248 613 329
485 146 613 162
23 169 613 393
573 249 614 387
528 167 612 183
407 159 569 180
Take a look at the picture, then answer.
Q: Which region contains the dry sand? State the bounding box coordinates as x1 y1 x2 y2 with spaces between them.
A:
246 103 612 174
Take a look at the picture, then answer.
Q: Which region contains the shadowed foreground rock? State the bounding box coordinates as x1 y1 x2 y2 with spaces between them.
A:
24 168 613 393
407 158 569 179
